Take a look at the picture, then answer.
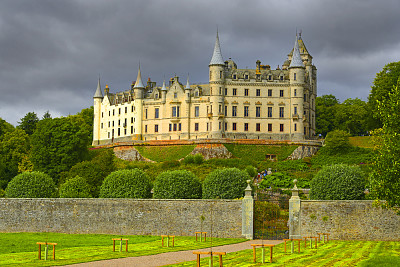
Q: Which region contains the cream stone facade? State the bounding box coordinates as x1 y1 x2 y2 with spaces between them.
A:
93 32 317 145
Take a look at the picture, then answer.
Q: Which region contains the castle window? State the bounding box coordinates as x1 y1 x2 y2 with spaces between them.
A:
256 89 260 96
256 123 261 132
108 132 110 138
195 106 199 117
118 119 120 126
279 107 284 118
245 74 249 80
169 124 172 131
224 105 227 116
125 107 127 113
207 123 209 131
173 124 177 131
219 87 222 95
119 108 121 115
219 122 221 130
131 126 133 134
179 123 181 131
244 89 249 96
233 123 237 131
131 117 133 123
233 74 237 79
124 128 127 135
244 123 249 131
294 73 297 81
101 123 103 129
280 124 284 132
268 89 272 97
155 93 158 99
233 88 237 96
112 129 114 137
294 123 297 131
268 123 272 132
225 88 227 95
174 92 177 98
145 125 148 133
172 106 180 117
195 123 199 131
268 75 272 80
256 107 261 117
294 89 297 96
195 91 199 97
131 106 134 112
220 71 222 78
232 106 237 117
109 111 111 116
280 90 284 97
155 124 158 132
304 94 307 102
294 106 298 115
280 76 283 81
101 112 103 118
113 109 115 116
112 121 114 127
224 122 227 130
219 105 222 113
118 128 121 136
268 107 272 118
155 108 159 119
244 106 249 117
145 109 148 119
124 118 127 126
108 121 110 127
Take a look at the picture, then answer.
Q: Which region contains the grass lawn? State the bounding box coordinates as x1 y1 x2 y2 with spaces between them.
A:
0 232 246 267
165 240 400 267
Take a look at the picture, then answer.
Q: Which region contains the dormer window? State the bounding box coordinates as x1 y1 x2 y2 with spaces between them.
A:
155 93 158 99
268 75 272 80
245 74 249 80
280 76 283 81
233 74 237 79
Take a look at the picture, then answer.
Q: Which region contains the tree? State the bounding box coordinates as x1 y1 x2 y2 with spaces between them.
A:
0 128 30 185
315 95 339 136
369 81 400 209
42 111 52 120
368 61 400 129
334 98 369 135
0 118 14 140
59 176 92 198
18 112 39 135
99 169 152 198
310 164 366 200
30 116 90 183
324 130 352 154
202 168 249 199
153 170 202 199
5 171 57 198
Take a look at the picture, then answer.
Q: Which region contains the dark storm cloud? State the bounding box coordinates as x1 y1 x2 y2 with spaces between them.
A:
0 0 399 125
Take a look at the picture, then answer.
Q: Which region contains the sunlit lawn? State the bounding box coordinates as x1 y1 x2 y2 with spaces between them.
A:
165 240 400 267
0 232 246 267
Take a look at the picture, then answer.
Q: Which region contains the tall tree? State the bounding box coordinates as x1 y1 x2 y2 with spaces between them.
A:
42 111 52 120
334 98 368 135
0 118 14 140
315 94 339 136
30 116 90 183
369 80 400 209
18 112 39 135
368 61 400 129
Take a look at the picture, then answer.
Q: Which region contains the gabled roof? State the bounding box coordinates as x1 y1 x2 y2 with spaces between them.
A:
209 31 224 66
93 77 103 98
289 35 304 68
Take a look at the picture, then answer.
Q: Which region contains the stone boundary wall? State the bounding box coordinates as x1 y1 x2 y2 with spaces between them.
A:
299 200 400 241
0 199 246 238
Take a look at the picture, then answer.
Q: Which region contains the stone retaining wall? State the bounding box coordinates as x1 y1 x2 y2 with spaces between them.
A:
299 200 400 240
0 198 245 238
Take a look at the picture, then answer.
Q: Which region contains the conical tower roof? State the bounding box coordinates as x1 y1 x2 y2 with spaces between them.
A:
289 35 304 68
161 80 167 91
134 65 145 88
93 77 103 98
185 75 191 89
209 31 224 65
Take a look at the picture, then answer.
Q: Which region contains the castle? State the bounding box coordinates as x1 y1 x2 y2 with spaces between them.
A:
93 32 316 145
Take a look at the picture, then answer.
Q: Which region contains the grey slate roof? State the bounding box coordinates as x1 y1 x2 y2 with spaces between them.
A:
289 36 304 68
93 77 103 98
209 31 224 65
161 80 167 91
134 66 145 88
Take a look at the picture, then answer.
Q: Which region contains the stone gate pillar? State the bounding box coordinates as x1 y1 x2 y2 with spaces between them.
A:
289 179 301 239
242 180 254 239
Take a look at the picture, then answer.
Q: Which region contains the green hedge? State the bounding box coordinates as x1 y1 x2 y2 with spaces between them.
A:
5 171 57 198
203 168 249 199
100 169 152 198
59 176 92 198
153 170 202 199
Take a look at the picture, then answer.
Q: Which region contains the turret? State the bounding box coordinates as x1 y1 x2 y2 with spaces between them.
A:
185 75 191 102
133 65 145 99
209 30 225 83
93 77 103 145
161 79 167 103
133 66 144 140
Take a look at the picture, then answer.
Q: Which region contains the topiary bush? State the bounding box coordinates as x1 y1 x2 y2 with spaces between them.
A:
203 168 249 199
310 164 366 200
245 165 257 178
324 130 352 154
59 176 92 198
5 171 57 198
99 169 152 198
153 170 202 199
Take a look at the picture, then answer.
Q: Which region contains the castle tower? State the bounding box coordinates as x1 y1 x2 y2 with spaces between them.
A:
133 66 144 140
289 34 306 140
185 75 192 139
208 30 225 138
93 77 103 145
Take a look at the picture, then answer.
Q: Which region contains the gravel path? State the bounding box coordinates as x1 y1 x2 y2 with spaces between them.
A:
66 239 283 267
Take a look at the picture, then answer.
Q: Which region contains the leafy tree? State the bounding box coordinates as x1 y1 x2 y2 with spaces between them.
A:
369 81 400 208
100 169 152 198
202 168 249 199
0 118 14 140
334 98 369 135
310 164 366 200
30 116 90 183
153 170 202 199
0 128 30 185
18 112 39 135
245 165 257 178
368 61 400 129
5 171 57 198
324 130 352 154
59 176 92 198
76 106 94 142
315 94 339 136
42 111 52 120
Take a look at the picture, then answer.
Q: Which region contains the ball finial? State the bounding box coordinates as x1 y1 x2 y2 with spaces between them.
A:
293 179 298 186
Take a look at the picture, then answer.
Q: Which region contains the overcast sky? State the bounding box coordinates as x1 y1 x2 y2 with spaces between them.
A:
1 0 400 125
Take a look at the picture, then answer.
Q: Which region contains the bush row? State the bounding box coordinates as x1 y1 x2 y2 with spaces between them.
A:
4 167 250 200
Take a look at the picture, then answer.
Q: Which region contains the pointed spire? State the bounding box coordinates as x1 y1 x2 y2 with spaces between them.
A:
289 34 304 68
185 74 191 89
134 64 145 88
161 79 167 91
94 76 103 98
209 30 224 66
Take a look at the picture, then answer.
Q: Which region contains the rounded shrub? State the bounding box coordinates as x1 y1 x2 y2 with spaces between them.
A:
183 155 195 164
59 176 92 198
153 170 202 199
5 171 56 198
324 130 352 154
245 165 257 178
99 169 152 198
193 153 204 164
310 164 366 200
203 168 249 199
